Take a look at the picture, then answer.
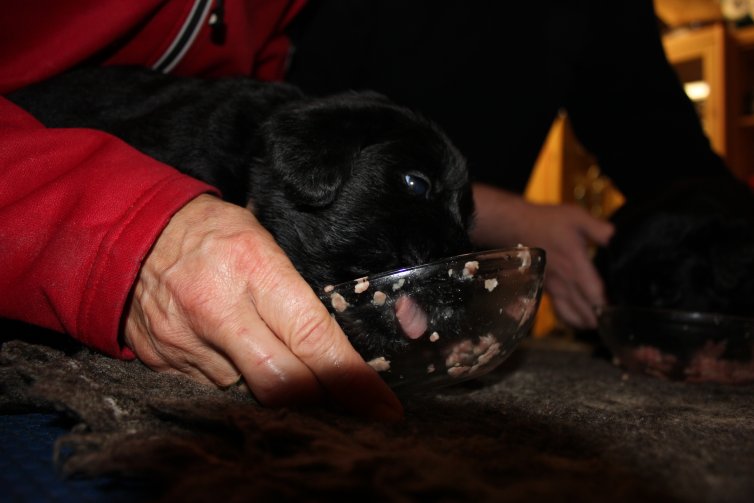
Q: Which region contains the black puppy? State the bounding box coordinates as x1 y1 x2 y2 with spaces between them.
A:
595 175 754 316
9 66 474 290
9 66 475 359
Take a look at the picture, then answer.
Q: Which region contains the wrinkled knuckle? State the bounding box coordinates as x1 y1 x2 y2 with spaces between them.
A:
289 315 336 360
159 262 192 296
225 231 277 277
225 231 257 260
160 264 218 316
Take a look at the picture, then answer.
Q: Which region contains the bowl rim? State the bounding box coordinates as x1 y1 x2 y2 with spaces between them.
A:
323 246 546 291
597 304 754 327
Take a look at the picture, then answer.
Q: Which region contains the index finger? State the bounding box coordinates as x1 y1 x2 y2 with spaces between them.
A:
247 238 404 421
578 211 615 247
571 243 608 312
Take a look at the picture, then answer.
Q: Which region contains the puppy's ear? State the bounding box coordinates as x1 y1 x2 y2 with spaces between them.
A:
260 99 364 208
266 134 354 208
260 92 398 208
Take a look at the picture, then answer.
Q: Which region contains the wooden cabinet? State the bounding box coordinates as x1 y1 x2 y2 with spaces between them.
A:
662 22 754 180
524 21 754 336
662 23 728 157
728 25 754 180
526 22 754 216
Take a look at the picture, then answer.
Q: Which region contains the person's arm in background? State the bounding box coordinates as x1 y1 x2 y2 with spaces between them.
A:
484 0 731 329
563 0 732 202
0 98 403 420
285 0 617 330
474 0 734 330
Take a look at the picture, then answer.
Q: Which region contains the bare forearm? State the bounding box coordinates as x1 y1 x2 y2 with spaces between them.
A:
471 183 533 248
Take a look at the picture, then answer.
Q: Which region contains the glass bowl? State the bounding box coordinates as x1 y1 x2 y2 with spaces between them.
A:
597 305 754 384
319 247 546 393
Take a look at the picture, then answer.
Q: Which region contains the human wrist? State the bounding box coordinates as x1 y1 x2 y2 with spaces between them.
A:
470 182 532 248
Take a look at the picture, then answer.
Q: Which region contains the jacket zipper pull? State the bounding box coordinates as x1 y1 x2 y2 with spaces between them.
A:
209 0 226 45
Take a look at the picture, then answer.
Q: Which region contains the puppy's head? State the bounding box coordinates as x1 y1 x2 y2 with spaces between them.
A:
248 91 474 288
595 176 754 316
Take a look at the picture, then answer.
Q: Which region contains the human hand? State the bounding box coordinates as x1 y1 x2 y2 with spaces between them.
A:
124 194 403 421
471 183 614 329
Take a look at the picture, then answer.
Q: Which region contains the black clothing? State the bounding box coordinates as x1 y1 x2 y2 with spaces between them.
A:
286 0 731 200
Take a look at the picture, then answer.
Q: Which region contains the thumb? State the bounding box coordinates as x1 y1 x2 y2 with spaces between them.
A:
245 227 404 421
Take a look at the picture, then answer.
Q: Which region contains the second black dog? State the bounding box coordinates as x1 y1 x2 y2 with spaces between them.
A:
595 175 754 316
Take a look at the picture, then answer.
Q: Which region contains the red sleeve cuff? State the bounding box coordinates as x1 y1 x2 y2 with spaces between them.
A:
0 97 221 359
77 173 218 359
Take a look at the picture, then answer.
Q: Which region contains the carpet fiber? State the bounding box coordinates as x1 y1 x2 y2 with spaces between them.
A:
2 335 753 502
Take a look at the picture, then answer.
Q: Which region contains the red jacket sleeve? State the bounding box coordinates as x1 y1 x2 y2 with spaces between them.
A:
0 97 219 358
0 0 305 358
0 0 308 93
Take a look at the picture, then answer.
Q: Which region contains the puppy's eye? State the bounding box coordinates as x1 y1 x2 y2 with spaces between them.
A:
403 174 431 197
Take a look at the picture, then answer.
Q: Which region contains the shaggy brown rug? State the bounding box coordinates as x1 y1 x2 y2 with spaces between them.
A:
2 329 753 503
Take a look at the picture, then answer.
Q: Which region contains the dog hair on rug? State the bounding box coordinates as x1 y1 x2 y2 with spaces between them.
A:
3 329 754 502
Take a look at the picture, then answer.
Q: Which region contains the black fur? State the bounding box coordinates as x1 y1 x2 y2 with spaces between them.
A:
595 176 754 317
8 66 476 361
8 66 474 291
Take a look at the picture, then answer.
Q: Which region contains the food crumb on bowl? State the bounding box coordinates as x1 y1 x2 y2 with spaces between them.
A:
330 292 348 313
323 285 334 293
476 340 501 367
462 261 479 279
354 277 369 294
392 278 405 291
484 278 498 292
429 331 440 342
446 339 474 366
444 334 502 378
367 356 391 372
447 365 470 377
372 291 387 306
517 249 531 272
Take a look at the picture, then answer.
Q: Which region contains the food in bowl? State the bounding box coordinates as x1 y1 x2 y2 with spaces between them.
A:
597 305 754 384
319 247 546 392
